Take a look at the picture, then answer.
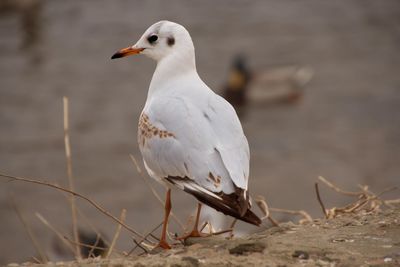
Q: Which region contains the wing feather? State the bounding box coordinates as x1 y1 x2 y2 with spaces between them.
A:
139 90 250 193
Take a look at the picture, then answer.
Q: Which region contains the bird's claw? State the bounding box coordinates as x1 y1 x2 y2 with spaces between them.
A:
154 240 171 250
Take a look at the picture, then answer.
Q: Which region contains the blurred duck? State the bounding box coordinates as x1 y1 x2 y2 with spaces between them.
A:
222 54 252 108
222 54 314 113
248 65 314 106
78 230 107 258
48 230 108 261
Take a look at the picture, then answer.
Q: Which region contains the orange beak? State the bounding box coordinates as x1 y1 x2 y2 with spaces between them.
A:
111 47 144 59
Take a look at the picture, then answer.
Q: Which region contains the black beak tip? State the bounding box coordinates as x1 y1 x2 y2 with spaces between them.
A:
111 52 122 60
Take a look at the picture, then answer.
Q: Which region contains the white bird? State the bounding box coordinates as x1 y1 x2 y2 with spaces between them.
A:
112 21 261 249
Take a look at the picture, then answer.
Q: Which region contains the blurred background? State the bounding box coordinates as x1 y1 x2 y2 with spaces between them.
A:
1 0 400 264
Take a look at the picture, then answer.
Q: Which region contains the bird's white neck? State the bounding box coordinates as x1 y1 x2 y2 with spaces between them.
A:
147 47 198 100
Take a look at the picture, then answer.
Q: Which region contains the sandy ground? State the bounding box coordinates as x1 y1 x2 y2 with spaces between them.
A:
1 0 400 264
7 207 400 266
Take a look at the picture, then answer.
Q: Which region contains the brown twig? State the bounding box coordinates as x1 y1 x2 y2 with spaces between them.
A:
317 177 399 218
267 216 280 227
11 197 48 263
31 257 41 264
132 238 148 254
269 208 313 223
255 196 270 219
212 228 233 236
106 209 126 258
374 186 399 198
254 195 281 226
315 183 328 218
63 96 81 259
127 221 163 256
129 154 185 230
318 176 362 196
229 219 237 238
88 234 101 258
354 186 398 212
200 221 208 232
0 173 146 240
63 235 110 253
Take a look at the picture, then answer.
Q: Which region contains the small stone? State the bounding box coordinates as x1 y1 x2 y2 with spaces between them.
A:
292 250 309 260
182 256 200 267
229 242 266 255
384 257 393 263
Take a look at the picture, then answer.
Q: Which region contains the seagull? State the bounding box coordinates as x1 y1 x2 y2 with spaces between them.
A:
111 21 261 249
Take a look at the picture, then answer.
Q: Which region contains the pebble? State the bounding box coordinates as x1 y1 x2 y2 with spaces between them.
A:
292 250 309 260
384 257 393 263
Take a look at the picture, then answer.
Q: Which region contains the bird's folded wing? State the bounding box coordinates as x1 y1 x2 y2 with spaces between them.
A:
140 93 249 194
206 94 250 190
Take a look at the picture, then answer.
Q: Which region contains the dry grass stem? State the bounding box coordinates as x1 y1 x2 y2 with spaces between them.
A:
129 154 185 230
0 173 147 240
315 183 328 218
318 176 362 196
35 212 76 254
229 219 238 238
269 208 313 223
132 238 148 254
255 195 284 226
106 209 126 258
31 257 41 264
212 228 234 236
11 197 48 263
255 195 270 219
317 177 400 218
88 234 101 258
200 221 208 232
374 186 399 198
63 235 110 254
127 221 163 256
229 219 237 230
267 216 280 227
63 96 81 259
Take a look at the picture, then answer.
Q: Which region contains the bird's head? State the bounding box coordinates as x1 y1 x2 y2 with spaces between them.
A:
111 20 194 62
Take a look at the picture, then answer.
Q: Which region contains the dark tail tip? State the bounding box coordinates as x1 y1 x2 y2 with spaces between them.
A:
111 52 123 59
241 209 262 226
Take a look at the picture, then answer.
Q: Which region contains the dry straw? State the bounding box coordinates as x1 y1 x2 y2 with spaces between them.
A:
106 209 127 258
63 96 81 259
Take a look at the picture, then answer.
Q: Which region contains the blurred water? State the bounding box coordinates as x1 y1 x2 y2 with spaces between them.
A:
1 0 400 263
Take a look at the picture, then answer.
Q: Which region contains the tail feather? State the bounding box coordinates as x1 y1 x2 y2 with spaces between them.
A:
166 176 262 226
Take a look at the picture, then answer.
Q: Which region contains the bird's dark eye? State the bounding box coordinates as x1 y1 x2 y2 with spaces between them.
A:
147 34 158 44
167 37 175 46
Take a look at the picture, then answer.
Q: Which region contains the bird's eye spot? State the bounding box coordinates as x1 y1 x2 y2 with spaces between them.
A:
147 34 158 44
167 37 175 46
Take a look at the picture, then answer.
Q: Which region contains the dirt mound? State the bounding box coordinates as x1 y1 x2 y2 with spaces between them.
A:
9 207 399 267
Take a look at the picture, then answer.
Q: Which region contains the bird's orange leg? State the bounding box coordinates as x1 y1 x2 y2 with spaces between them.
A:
176 203 209 240
156 189 172 249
